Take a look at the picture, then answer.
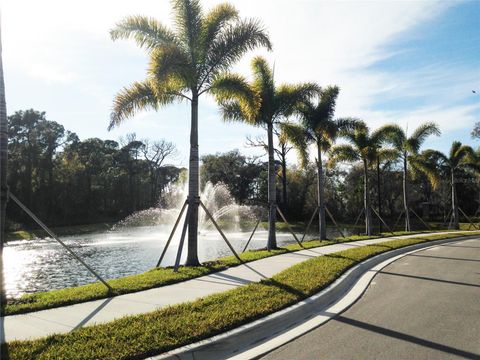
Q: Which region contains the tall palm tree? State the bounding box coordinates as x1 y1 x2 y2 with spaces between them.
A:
213 56 319 249
418 142 477 229
280 86 357 240
329 121 395 235
386 123 440 231
109 0 271 265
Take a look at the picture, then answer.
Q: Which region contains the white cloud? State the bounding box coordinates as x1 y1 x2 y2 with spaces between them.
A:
2 0 477 166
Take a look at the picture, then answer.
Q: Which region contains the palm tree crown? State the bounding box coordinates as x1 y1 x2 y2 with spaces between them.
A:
109 1 271 127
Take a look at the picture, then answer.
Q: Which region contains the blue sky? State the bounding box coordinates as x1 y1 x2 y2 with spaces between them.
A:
3 0 480 166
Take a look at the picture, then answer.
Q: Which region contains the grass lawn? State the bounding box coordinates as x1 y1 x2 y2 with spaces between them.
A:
5 223 114 242
5 231 478 360
4 230 459 315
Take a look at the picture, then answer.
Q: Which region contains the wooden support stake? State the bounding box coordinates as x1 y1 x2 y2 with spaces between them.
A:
243 219 261 253
9 192 113 292
199 200 243 263
325 206 345 238
394 210 404 229
458 207 480 230
156 200 188 267
173 205 190 273
276 206 303 247
301 206 319 243
409 207 431 230
353 208 365 233
371 206 394 235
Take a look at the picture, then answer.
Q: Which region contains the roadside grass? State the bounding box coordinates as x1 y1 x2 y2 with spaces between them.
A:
5 231 478 360
4 230 461 315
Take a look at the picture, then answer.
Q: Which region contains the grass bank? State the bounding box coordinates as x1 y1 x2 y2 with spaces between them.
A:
5 230 450 315
5 231 478 360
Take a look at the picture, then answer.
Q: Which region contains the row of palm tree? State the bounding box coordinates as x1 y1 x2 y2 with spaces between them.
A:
108 0 477 265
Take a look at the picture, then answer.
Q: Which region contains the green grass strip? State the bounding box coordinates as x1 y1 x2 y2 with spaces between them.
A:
5 232 478 360
3 231 453 315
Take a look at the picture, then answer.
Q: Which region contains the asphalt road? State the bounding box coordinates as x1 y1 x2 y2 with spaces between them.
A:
261 238 480 360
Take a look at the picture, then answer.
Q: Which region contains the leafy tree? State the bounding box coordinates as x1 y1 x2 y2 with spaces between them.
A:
109 0 271 265
471 121 480 139
416 142 477 229
385 122 440 231
213 56 319 249
201 150 263 203
329 121 395 235
281 86 357 239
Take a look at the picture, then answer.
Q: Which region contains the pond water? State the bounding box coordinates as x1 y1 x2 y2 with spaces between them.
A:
3 224 348 299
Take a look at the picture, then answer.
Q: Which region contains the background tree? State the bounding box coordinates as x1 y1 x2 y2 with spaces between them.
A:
213 56 319 249
329 121 394 235
109 0 271 265
386 122 440 231
201 150 263 203
418 141 477 229
281 86 356 239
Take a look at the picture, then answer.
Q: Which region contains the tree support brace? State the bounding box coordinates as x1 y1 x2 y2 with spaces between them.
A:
301 206 319 243
370 206 394 235
409 207 431 230
325 206 346 239
276 206 303 248
458 207 479 230
157 198 244 272
8 192 113 293
243 219 261 253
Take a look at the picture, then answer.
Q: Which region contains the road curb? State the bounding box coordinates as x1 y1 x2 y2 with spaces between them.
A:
150 235 478 360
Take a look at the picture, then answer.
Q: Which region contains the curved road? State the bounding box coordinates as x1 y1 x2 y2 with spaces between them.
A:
261 238 480 360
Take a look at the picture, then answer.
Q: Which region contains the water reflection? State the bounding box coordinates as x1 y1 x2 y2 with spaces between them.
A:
4 225 345 299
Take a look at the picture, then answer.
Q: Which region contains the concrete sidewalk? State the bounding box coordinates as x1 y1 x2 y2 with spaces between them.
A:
1 231 461 342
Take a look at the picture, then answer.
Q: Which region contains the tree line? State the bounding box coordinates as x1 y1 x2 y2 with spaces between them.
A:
6 109 181 231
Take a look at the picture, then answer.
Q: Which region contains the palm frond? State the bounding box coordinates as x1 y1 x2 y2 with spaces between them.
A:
409 154 441 189
202 19 271 85
148 44 192 87
110 16 178 51
201 3 238 52
381 123 405 150
211 73 259 121
328 144 360 168
407 122 440 153
109 80 176 130
274 82 320 120
371 124 400 147
280 122 310 167
172 0 203 61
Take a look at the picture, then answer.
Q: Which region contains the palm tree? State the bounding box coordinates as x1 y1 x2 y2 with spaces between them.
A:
213 56 319 249
386 123 440 231
280 86 357 239
418 142 477 229
329 121 395 235
109 0 271 265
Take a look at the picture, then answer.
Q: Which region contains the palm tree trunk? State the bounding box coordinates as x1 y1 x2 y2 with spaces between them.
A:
0 28 8 317
186 92 200 266
363 159 372 235
267 122 277 250
376 158 382 233
317 143 327 240
403 154 410 232
451 169 459 230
